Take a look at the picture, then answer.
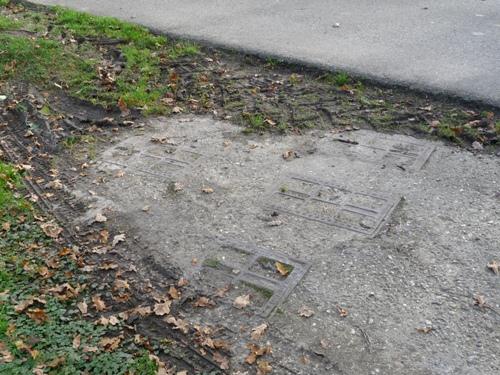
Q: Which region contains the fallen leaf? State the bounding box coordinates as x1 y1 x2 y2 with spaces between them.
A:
214 285 230 298
298 305 314 318
337 306 348 317
251 323 268 340
0 342 13 363
165 316 189 333
473 295 487 308
15 298 34 313
177 277 189 287
26 308 48 324
40 222 63 238
100 336 122 352
154 300 172 316
1 222 10 232
245 343 272 365
114 279 130 291
92 295 107 311
213 351 229 370
94 212 107 223
133 306 152 316
275 262 290 276
173 182 184 192
233 294 250 309
77 300 88 314
201 187 214 194
487 260 499 275
282 149 297 160
193 296 215 308
169 286 181 299
416 326 433 334
72 335 81 349
257 360 272 375
99 229 109 244
112 233 126 247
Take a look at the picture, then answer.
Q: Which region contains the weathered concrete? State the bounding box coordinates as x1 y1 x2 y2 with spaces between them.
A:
68 116 500 374
32 0 500 106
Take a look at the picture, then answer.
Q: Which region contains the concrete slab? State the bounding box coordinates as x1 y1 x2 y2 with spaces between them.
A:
31 0 500 106
67 116 500 374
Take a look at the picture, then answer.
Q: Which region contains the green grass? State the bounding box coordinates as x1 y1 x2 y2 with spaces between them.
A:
0 5 200 112
0 34 96 90
53 7 166 49
0 14 19 30
322 71 351 86
0 162 160 374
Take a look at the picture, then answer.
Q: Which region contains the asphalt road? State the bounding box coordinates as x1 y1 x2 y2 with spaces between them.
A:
32 0 500 106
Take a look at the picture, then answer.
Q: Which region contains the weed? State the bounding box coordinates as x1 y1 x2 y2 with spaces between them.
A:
322 71 350 86
241 281 273 300
242 112 267 132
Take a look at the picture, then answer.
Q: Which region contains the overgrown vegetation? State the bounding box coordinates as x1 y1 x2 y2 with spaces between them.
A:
0 162 158 373
0 1 498 144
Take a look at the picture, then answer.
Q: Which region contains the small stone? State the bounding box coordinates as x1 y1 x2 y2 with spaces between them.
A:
472 141 483 150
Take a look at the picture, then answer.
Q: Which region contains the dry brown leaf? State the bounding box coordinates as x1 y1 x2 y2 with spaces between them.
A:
154 300 172 316
134 305 152 317
275 262 290 276
40 222 63 238
337 306 348 318
245 344 272 365
0 342 13 363
72 335 81 349
233 294 250 309
112 233 126 247
177 277 189 287
282 149 297 160
26 308 48 324
94 212 107 223
169 286 181 300
15 298 34 313
298 305 314 318
114 279 130 290
213 351 229 370
99 229 109 244
201 187 214 194
1 222 10 232
257 360 272 375
474 295 487 308
99 262 118 270
165 316 189 333
193 296 215 308
487 260 499 275
251 323 268 340
92 295 107 312
416 326 433 334
173 182 184 192
100 336 122 352
214 285 230 298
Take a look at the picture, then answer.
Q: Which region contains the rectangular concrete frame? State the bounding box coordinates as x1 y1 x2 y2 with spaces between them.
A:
268 174 401 237
201 238 311 318
98 146 201 181
331 132 435 171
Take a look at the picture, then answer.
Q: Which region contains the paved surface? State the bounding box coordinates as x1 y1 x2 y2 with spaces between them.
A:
66 115 500 374
33 0 500 106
